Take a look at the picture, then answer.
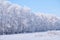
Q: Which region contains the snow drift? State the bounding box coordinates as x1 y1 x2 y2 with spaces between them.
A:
0 0 60 35
0 31 60 40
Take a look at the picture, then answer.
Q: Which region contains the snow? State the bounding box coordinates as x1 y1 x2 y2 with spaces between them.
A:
0 0 60 40
0 31 60 40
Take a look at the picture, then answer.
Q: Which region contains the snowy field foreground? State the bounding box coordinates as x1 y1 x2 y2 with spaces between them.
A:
0 30 60 40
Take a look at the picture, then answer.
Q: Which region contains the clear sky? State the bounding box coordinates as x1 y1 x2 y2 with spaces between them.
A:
9 0 60 16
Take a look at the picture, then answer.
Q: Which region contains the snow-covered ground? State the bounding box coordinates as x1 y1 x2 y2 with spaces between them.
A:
0 30 60 40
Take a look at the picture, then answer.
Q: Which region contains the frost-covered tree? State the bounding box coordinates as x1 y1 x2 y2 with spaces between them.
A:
0 0 60 35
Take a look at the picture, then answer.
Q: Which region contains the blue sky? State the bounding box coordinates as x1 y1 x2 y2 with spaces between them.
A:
9 0 60 16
